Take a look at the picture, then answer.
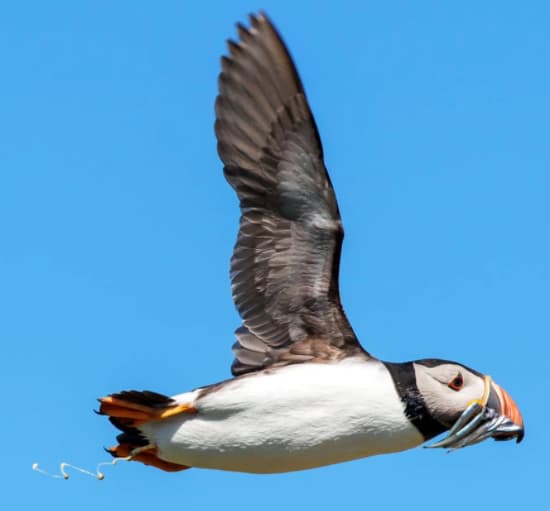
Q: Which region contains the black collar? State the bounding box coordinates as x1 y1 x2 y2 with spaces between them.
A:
384 361 447 441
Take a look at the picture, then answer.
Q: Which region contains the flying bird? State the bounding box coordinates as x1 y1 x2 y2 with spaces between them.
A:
98 13 524 474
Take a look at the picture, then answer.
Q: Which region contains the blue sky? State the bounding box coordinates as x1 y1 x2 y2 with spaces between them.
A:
2 1 548 509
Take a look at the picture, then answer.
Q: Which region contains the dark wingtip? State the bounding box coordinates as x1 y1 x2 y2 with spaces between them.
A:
236 22 249 39
249 12 265 28
255 10 270 23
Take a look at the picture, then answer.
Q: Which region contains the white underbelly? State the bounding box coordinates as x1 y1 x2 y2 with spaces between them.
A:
140 358 424 473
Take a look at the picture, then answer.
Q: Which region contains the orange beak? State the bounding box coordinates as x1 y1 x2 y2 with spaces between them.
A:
490 382 525 443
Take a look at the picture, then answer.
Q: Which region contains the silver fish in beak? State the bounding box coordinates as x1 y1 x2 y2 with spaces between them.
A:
427 376 524 450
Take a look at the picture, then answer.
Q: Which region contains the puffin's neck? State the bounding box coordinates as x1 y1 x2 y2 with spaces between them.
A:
383 361 448 441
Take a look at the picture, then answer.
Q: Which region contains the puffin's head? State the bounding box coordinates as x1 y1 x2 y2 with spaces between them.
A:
413 359 524 449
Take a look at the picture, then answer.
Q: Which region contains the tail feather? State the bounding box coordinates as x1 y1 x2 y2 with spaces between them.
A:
115 430 149 448
107 390 176 409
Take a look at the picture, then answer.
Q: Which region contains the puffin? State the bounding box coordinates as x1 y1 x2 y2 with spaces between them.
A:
98 12 524 474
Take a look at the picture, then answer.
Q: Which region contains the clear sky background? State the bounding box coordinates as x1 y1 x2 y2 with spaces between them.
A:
2 1 548 509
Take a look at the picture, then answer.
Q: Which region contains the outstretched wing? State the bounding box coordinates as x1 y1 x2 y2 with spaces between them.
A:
215 13 368 376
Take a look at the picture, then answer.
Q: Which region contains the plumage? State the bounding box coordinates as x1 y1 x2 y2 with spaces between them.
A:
141 360 423 473
98 12 524 475
215 14 361 375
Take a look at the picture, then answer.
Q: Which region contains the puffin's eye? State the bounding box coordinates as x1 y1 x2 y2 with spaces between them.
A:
448 373 464 391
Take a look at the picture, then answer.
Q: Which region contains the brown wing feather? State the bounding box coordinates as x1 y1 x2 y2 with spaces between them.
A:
215 13 368 376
